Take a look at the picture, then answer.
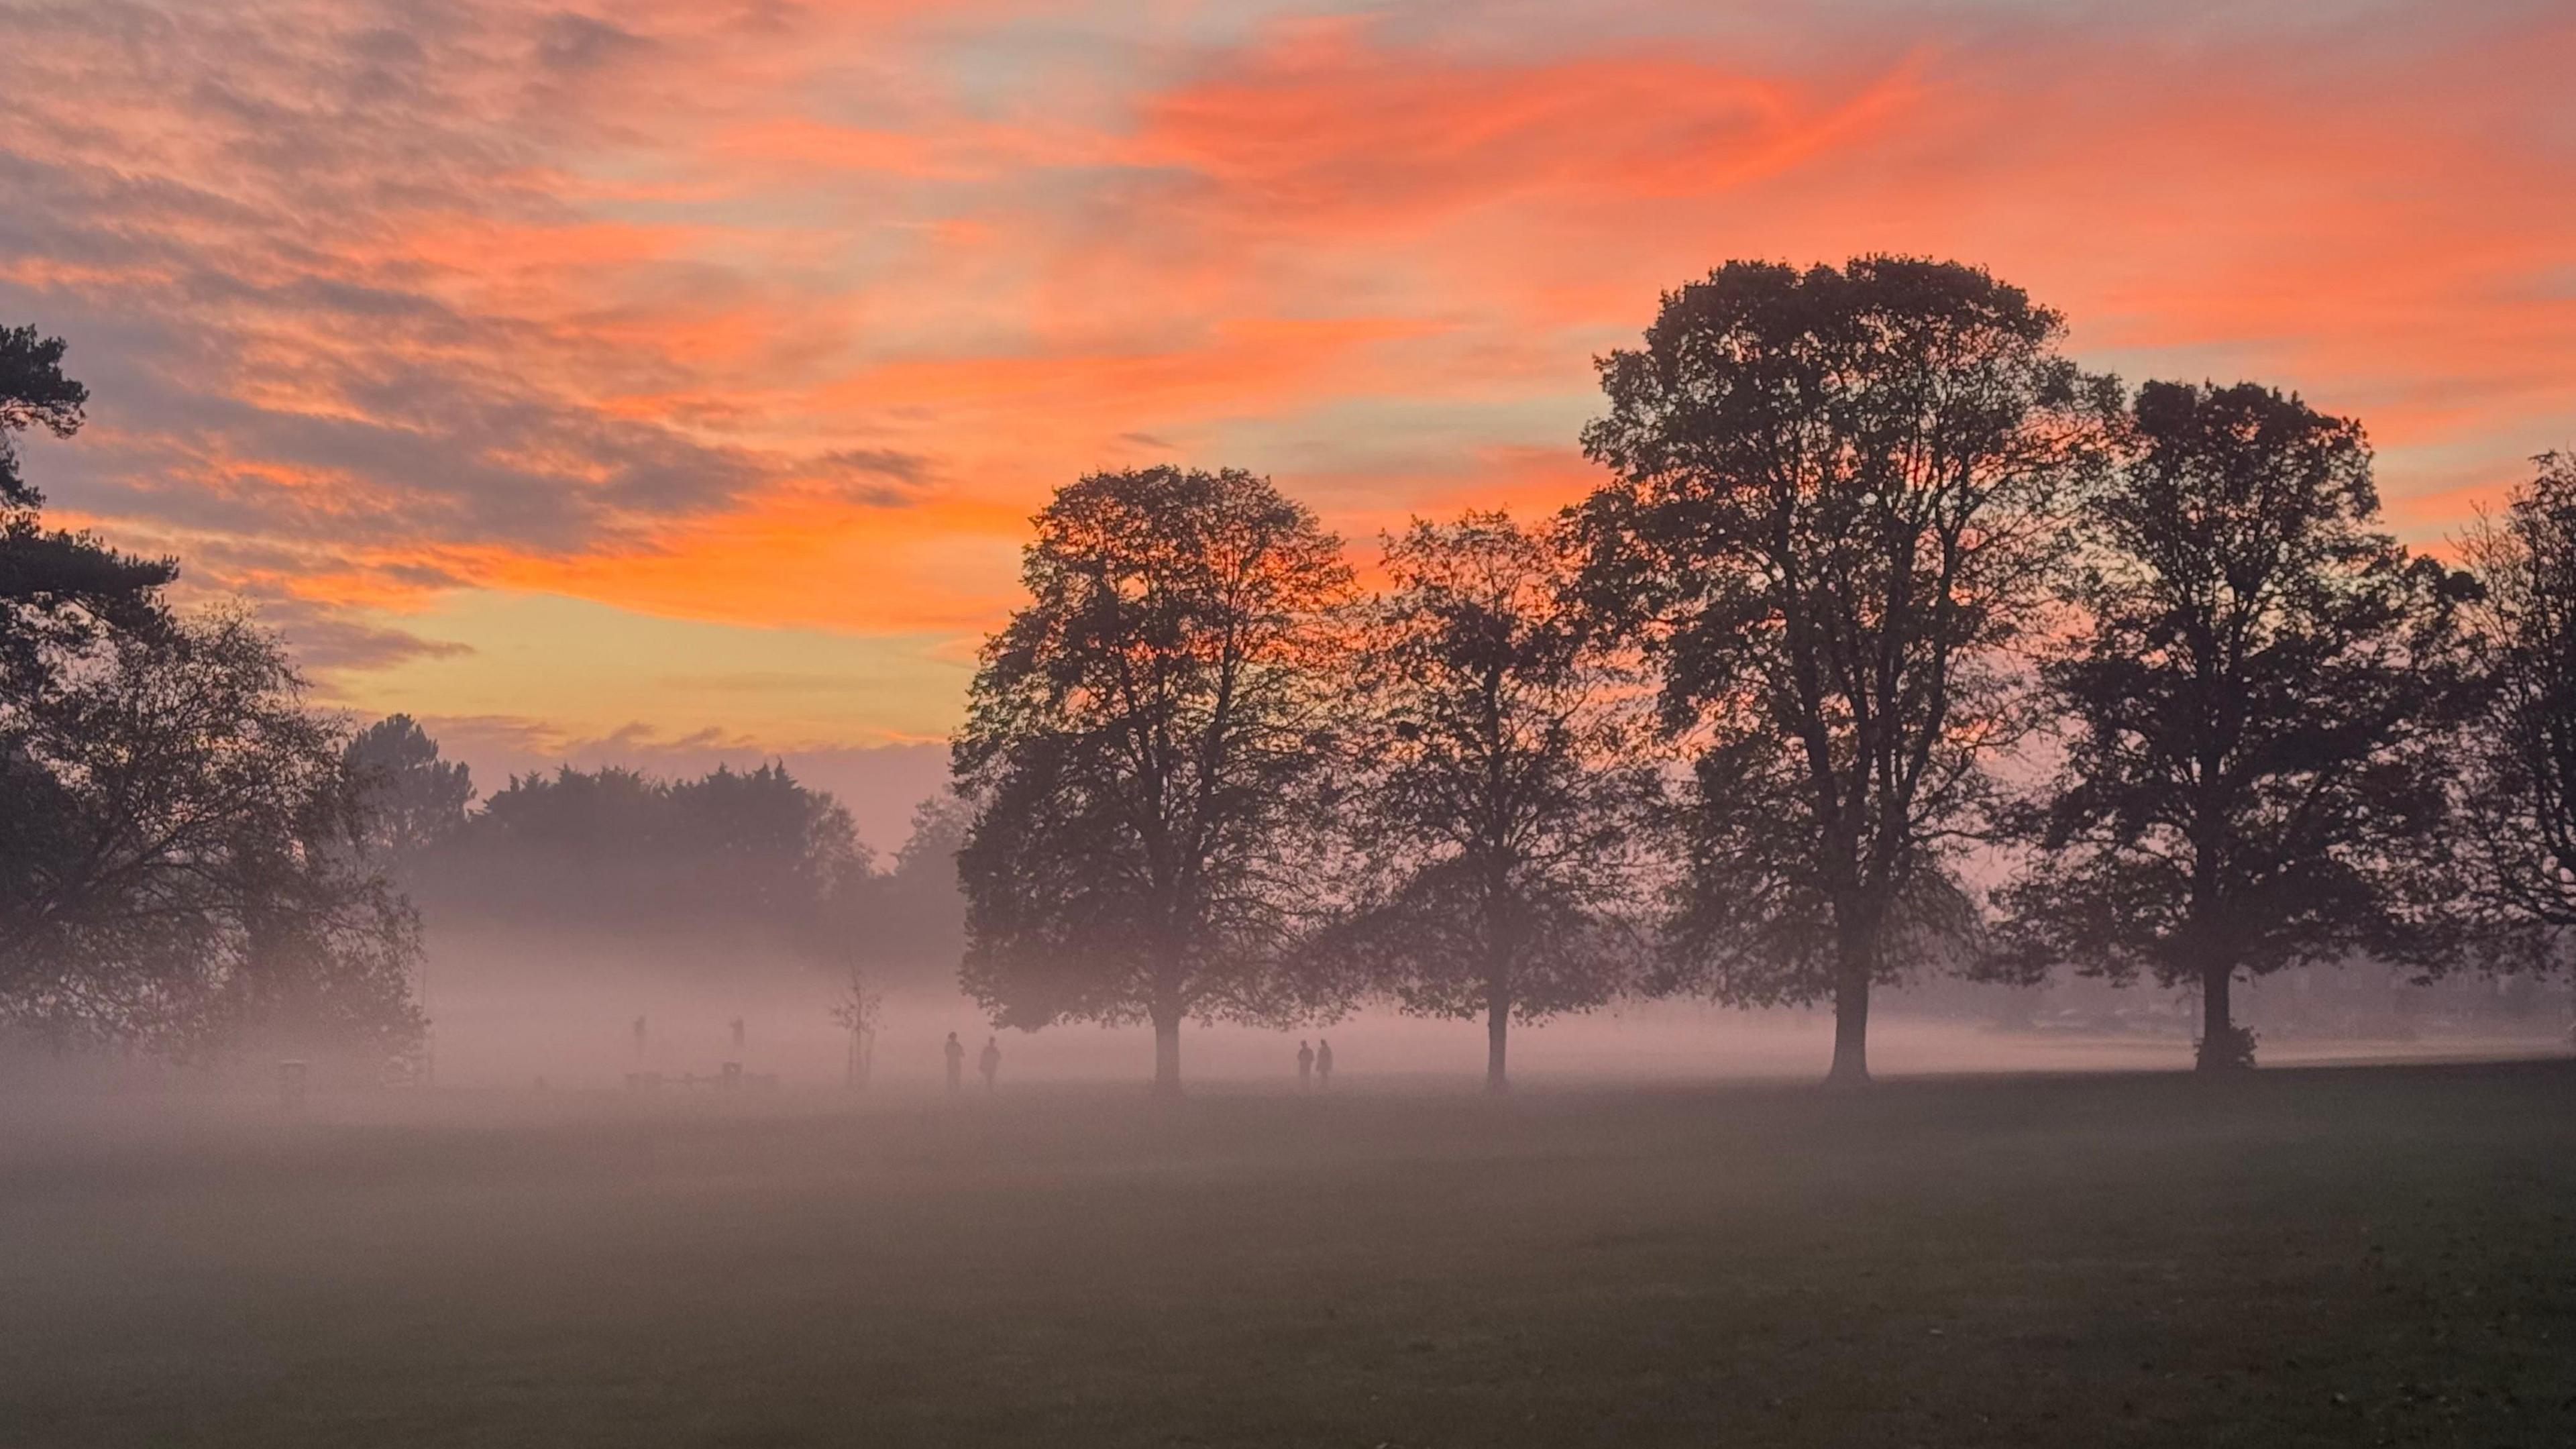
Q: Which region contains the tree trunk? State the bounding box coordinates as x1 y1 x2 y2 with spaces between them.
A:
1485 978 1510 1095
1826 910 1873 1085
2197 959 2246 1072
1150 1005 1183 1097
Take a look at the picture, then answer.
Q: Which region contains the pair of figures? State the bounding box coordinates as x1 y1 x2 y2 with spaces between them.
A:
945 1031 1001 1092
1295 1038 1335 1090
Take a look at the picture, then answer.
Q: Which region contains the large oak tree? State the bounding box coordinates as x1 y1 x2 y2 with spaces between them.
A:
1576 257 2115 1083
953 467 1354 1094
1999 381 2472 1069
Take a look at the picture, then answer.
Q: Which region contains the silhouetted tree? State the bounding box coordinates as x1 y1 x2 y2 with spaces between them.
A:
0 608 421 1055
0 325 89 511
829 965 883 1087
844 792 971 991
1576 257 2116 1083
1328 511 1656 1091
670 762 868 932
345 714 475 863
2453 451 2576 950
428 761 867 963
954 466 1354 1095
1998 382 2473 1070
0 324 174 693
0 329 413 1059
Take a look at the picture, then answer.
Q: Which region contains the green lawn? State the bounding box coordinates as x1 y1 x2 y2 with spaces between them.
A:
4 1060 2573 1446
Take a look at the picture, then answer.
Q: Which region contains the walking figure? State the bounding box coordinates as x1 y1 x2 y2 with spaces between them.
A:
1296 1039 1314 1090
979 1036 1002 1093
730 1016 745 1053
1316 1037 1334 1090
944 1031 965 1094
632 1014 647 1057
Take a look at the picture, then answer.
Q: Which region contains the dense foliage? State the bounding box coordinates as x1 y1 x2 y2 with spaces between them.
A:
1 330 415 1060
412 761 871 968
1324 511 1658 1090
1572 258 2119 1081
954 466 1354 1093
2456 452 2576 942
1998 382 2475 1069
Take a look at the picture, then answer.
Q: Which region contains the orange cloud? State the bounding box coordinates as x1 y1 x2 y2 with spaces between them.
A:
1130 25 1930 228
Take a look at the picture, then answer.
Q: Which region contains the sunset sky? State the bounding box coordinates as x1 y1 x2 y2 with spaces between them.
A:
5 0 2573 845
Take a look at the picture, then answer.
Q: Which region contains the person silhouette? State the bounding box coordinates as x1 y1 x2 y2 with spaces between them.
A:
632 1014 647 1057
944 1031 965 1094
729 1016 745 1054
1296 1039 1315 1090
1316 1037 1334 1089
979 1036 1002 1093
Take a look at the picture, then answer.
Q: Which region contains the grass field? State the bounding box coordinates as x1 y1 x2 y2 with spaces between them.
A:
4 1059 2573 1447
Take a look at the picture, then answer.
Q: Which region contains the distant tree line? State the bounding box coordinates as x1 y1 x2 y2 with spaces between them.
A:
955 256 2576 1091
342 728 965 987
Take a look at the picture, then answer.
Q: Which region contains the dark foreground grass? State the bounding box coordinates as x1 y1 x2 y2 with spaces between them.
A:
3 1060 2573 1448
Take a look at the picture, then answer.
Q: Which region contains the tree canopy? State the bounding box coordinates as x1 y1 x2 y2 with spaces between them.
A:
1 326 416 1061
1326 511 1656 1091
0 325 174 692
954 466 1355 1093
1998 380 2473 1069
0 324 89 511
1575 256 2118 1081
345 714 476 863
2450 452 2576 945
419 760 869 965
0 610 420 1056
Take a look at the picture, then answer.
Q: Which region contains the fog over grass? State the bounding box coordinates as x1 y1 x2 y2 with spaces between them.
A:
7 1061 2573 1448
14 932 2563 1112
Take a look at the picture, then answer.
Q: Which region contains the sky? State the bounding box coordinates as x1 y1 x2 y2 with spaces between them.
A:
4 0 2573 847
